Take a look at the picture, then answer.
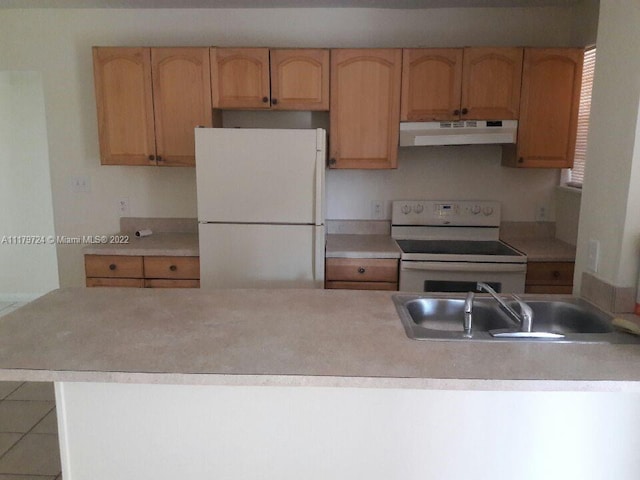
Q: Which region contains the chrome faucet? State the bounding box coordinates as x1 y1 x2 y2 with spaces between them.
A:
463 291 474 337
476 282 533 332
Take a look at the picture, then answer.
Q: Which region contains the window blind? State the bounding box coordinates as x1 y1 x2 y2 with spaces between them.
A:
568 47 596 188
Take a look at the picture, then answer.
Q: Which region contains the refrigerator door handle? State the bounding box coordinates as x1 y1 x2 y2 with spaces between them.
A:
315 129 326 226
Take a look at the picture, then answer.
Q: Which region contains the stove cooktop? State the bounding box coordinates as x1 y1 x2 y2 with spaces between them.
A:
395 240 526 264
396 240 522 257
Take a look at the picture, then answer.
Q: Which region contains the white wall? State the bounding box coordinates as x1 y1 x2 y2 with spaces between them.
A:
0 6 594 287
327 147 560 221
0 71 59 300
555 187 581 246
574 1 640 293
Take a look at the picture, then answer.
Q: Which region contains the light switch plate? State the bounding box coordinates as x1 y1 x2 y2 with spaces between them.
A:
371 200 385 219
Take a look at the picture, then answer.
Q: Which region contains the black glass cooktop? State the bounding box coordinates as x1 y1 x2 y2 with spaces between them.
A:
396 240 523 257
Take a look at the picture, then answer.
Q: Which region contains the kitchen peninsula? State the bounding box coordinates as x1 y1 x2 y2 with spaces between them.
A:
1 288 639 479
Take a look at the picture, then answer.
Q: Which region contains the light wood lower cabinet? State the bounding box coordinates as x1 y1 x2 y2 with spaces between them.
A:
85 255 200 288
524 261 574 294
325 258 399 291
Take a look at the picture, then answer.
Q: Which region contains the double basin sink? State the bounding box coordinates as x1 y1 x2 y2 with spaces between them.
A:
393 293 639 344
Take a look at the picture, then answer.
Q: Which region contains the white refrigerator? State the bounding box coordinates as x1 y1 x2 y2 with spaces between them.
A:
195 128 326 289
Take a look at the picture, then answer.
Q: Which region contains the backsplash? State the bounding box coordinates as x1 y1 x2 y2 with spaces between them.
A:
326 146 561 222
120 217 198 234
580 272 636 314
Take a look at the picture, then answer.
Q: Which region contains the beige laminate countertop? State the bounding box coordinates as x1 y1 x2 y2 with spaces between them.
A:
325 234 401 258
83 232 199 256
501 237 576 262
1 288 639 392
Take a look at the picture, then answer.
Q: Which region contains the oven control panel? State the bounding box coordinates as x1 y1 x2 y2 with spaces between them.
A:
392 200 501 227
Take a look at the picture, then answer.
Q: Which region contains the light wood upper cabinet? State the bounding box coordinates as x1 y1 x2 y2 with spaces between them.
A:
330 49 402 169
210 48 329 110
151 48 213 166
503 48 583 168
93 47 155 166
401 49 462 122
270 49 329 110
93 47 213 167
210 48 271 109
461 47 523 120
401 47 523 121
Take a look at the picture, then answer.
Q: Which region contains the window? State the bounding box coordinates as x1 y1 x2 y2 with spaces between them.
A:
567 47 596 188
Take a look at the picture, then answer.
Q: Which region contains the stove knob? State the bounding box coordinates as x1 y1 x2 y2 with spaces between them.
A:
471 205 481 215
401 204 412 214
482 206 494 216
414 204 424 214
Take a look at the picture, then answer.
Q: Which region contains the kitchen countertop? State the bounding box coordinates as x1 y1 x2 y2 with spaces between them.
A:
1 287 639 391
325 234 401 258
83 232 199 256
501 236 576 262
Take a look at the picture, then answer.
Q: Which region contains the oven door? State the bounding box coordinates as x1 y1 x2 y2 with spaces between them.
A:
399 261 526 293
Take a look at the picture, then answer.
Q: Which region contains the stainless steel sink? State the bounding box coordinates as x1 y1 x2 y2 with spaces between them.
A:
393 294 640 343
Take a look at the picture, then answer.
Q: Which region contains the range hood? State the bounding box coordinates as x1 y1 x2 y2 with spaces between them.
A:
399 120 518 147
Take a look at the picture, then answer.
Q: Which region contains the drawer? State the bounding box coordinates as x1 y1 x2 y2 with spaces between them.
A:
525 262 574 286
86 277 144 288
143 256 200 280
325 258 398 283
85 255 143 278
144 279 200 288
525 285 573 294
325 281 398 291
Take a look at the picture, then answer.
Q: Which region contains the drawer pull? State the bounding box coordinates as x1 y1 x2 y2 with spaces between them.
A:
169 265 177 272
109 264 117 271
358 267 366 274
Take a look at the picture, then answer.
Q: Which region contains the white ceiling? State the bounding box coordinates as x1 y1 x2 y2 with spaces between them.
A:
0 0 582 8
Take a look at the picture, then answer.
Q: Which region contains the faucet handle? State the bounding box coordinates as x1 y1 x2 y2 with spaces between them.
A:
463 291 474 337
512 295 533 332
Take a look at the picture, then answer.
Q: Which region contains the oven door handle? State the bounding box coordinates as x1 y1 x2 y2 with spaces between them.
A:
401 261 527 273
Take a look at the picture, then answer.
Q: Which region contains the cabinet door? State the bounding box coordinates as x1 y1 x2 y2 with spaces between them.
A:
151 48 212 167
330 49 402 169
210 48 270 109
93 47 156 166
270 49 329 110
401 49 462 121
505 48 583 168
461 47 523 120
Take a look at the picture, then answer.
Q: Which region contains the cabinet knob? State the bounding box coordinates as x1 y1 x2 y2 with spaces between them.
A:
169 265 177 272
262 96 269 103
552 270 560 278
357 267 366 274
271 98 278 105
454 109 460 116
461 108 468 115
518 157 524 164
156 155 163 162
148 155 155 161
328 158 337 166
109 264 117 271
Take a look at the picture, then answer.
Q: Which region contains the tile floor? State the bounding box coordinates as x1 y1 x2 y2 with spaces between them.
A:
1 302 62 479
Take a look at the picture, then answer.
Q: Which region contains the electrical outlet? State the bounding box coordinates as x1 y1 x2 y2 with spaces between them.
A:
70 176 91 193
371 200 385 219
587 239 599 272
535 204 548 222
118 197 130 217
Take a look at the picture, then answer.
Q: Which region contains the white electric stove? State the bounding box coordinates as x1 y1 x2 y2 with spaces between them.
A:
391 200 526 293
